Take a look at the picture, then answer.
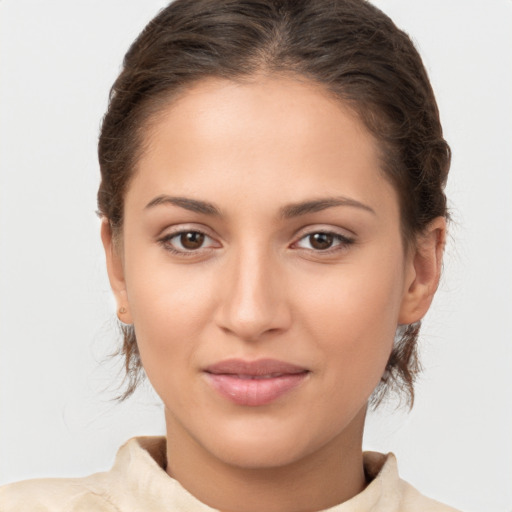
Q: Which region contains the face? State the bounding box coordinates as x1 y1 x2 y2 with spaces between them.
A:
104 76 436 471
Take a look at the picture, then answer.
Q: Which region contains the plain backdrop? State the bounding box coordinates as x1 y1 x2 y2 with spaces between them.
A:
1 1 511 511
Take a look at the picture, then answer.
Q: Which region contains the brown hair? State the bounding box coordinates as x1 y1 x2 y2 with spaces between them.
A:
98 0 450 405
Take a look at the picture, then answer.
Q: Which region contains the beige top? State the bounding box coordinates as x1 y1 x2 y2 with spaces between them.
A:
0 436 460 511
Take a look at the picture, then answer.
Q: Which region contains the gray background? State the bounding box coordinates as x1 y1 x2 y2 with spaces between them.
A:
1 1 511 511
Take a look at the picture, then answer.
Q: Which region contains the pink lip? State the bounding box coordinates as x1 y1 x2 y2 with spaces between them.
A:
204 358 309 406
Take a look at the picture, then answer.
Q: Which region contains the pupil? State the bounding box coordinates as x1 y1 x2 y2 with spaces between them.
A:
310 233 333 250
181 232 204 249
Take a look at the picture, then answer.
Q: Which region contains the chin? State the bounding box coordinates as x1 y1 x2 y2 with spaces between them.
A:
206 433 313 469
195 413 349 470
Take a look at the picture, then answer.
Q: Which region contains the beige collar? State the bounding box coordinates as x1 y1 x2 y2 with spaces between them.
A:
107 436 400 511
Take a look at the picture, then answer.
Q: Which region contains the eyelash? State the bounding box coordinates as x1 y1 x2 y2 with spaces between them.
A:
292 230 355 253
157 228 355 256
158 230 219 257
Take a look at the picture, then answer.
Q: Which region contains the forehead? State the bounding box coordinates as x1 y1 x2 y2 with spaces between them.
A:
145 75 369 157
127 76 398 220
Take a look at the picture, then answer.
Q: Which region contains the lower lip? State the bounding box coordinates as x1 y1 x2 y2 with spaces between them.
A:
205 372 308 406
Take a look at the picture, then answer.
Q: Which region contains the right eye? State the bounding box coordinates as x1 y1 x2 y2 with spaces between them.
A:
159 230 219 254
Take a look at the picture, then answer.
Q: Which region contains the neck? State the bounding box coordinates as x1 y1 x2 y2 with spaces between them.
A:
165 408 367 512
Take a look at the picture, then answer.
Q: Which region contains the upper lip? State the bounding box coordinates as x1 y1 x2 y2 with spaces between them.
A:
204 358 309 377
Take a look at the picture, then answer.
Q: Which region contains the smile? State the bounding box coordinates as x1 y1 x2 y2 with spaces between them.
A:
204 359 310 406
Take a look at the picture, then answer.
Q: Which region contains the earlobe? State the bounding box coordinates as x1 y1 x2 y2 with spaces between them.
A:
100 219 133 324
398 217 446 325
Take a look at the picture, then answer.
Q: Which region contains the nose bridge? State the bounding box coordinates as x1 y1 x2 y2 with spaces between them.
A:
217 240 289 340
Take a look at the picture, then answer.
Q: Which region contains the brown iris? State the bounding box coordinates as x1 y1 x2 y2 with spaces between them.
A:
180 232 205 250
308 233 334 250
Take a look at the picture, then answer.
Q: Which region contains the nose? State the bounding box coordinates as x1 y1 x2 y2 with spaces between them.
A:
214 244 292 341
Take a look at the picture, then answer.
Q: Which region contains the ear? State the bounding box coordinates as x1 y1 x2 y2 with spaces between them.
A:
100 219 133 324
398 217 446 325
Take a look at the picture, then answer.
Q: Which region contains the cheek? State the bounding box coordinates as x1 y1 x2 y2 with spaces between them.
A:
123 256 216 390
297 254 405 390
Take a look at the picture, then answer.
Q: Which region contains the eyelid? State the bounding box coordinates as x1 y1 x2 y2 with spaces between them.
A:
292 224 356 242
157 224 222 254
157 223 218 240
290 225 356 252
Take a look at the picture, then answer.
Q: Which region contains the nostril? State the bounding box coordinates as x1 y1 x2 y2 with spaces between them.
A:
216 307 290 342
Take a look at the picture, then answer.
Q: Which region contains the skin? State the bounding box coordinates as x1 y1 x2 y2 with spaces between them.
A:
102 76 445 512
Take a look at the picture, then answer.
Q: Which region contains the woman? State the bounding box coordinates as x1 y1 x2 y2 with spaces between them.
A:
0 0 463 510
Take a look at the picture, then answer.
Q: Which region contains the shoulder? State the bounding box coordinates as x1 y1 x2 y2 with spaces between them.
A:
0 437 167 512
361 451 462 512
397 478 461 512
0 476 119 512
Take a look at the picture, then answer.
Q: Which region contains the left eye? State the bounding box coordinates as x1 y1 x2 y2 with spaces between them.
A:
295 232 353 251
161 231 216 252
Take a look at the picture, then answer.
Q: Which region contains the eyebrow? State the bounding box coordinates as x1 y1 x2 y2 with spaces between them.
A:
280 197 376 218
144 194 375 218
145 195 221 216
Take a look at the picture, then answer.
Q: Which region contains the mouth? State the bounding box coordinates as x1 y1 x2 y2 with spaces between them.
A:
203 358 310 406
